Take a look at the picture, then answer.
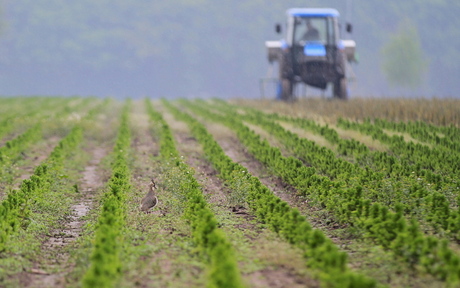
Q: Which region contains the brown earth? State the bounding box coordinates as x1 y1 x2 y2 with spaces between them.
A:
20 145 108 288
14 105 120 288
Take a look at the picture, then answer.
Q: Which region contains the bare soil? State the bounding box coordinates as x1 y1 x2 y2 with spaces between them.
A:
14 104 121 288
21 145 108 288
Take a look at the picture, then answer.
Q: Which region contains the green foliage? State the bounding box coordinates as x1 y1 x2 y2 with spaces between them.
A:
82 102 132 288
164 99 376 287
0 96 108 282
2 97 460 286
224 170 252 208
145 99 245 288
0 95 104 253
0 124 42 185
144 98 179 159
381 19 428 89
191 99 460 285
372 117 460 154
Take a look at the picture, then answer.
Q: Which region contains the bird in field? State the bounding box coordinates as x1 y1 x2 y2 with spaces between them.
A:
140 179 159 212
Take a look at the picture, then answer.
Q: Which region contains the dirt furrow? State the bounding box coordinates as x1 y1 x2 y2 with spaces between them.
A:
22 146 108 288
16 104 120 288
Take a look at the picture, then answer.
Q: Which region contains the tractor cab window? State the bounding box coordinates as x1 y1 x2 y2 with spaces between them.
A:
294 17 333 45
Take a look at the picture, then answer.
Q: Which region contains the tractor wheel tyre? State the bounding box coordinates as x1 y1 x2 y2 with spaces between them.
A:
279 51 294 80
281 78 293 101
334 78 348 100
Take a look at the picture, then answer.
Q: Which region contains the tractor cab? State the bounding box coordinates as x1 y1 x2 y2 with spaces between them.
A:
290 11 338 55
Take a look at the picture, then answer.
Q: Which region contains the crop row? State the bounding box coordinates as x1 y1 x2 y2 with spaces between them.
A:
213 99 439 182
210 100 460 237
0 99 106 252
184 99 460 284
371 118 460 152
0 97 94 134
337 118 460 179
224 99 459 182
82 102 131 287
0 97 70 142
0 97 103 179
0 124 83 251
211 99 369 157
164 100 377 287
0 124 42 186
221 100 458 225
145 99 244 288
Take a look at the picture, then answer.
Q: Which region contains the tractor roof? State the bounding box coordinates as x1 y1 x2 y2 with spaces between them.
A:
287 8 339 18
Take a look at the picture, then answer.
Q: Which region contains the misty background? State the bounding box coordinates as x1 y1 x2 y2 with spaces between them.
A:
0 1 459 98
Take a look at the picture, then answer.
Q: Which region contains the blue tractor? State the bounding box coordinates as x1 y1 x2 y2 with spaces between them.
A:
266 8 356 100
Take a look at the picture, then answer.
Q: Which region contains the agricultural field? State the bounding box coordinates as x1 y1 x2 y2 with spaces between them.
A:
0 96 460 288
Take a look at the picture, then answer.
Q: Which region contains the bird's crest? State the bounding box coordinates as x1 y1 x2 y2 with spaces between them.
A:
150 178 156 190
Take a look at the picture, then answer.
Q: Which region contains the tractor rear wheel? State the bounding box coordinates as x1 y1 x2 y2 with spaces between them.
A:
281 78 293 101
278 50 295 101
333 78 348 100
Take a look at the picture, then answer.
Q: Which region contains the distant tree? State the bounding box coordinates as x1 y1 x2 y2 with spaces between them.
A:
381 19 428 89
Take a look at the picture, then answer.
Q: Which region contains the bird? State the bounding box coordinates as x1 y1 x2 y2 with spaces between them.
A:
140 179 159 212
